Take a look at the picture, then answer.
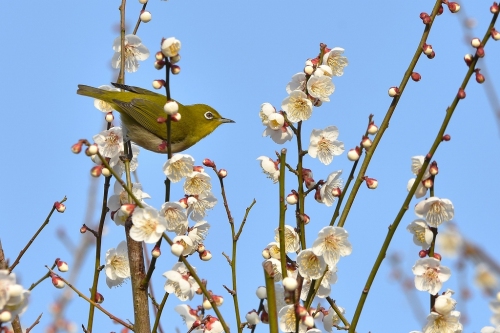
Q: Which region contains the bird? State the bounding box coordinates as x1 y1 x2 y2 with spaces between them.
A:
77 83 234 153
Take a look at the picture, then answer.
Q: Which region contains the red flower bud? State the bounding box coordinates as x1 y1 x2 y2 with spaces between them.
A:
411 72 421 82
457 88 466 99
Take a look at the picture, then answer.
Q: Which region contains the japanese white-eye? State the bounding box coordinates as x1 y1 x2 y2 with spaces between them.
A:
77 83 234 153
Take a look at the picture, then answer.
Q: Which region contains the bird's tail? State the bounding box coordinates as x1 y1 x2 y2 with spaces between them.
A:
77 85 112 103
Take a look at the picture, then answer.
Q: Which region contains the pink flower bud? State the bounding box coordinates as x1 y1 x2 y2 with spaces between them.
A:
492 2 499 13
170 54 181 64
71 142 83 154
297 305 308 317
261 248 271 259
304 177 316 190
260 310 269 324
423 177 434 188
332 187 342 197
476 46 485 58
388 86 400 97
80 224 88 233
94 292 104 304
90 165 102 177
197 243 205 253
193 165 204 172
152 79 165 89
411 72 421 82
152 245 161 258
203 158 215 167
286 192 298 205
347 146 361 161
442 134 451 141
56 259 69 272
179 197 189 209
299 213 310 225
420 12 430 24
120 204 136 216
471 37 481 48
54 201 66 213
171 112 181 122
361 136 372 149
464 53 473 66
314 188 322 203
364 177 378 189
491 28 500 41
419 250 428 258
171 65 181 75
422 43 433 56
457 88 466 99
200 250 212 261
51 275 65 289
302 168 313 179
154 60 165 70
447 2 460 13
155 51 164 61
475 69 485 83
105 112 114 122
218 169 227 178
429 161 439 176
426 51 436 59
437 5 444 15
433 253 442 261
367 122 378 135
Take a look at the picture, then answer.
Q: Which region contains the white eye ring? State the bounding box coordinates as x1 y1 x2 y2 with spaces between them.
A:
204 111 214 120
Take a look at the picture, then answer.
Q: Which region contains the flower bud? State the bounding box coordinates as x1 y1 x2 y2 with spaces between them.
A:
457 88 466 99
475 70 485 83
304 65 314 75
140 11 151 23
213 294 224 306
283 277 298 291
0 310 12 322
471 37 481 48
120 204 136 216
332 187 342 197
105 112 114 122
419 250 428 258
197 243 205 253
492 2 499 13
90 166 102 177
364 177 378 189
154 60 165 70
411 72 421 82
304 177 316 190
286 192 298 205
54 201 66 213
218 169 227 178
347 146 361 161
101 167 111 177
423 177 433 188
161 37 181 57
52 275 65 289
200 250 212 261
170 54 181 64
203 299 213 310
56 259 69 272
171 112 181 122
139 0 148 4
476 46 485 58
434 291 457 315
305 59 313 66
302 315 314 328
447 2 460 13
314 188 322 203
171 243 184 256
464 53 473 66
80 224 88 233
491 28 500 41
433 253 442 261
94 292 104 304
422 43 433 56
260 310 269 324
171 65 181 75
313 99 323 107
388 86 400 97
302 168 313 179
152 80 165 89
71 142 83 154
426 51 436 59
420 12 431 24
256 286 267 299
437 5 444 15
164 101 179 115
442 134 451 141
203 158 215 167
179 197 188 209
429 161 439 176
155 51 164 61
361 136 372 149
367 122 378 135
299 213 310 225
262 248 271 259
152 245 161 258
193 165 204 172
246 311 260 326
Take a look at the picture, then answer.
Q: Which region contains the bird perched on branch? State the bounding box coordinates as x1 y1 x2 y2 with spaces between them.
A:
77 83 234 153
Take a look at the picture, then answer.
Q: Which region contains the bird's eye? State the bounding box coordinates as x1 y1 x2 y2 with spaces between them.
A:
204 111 214 120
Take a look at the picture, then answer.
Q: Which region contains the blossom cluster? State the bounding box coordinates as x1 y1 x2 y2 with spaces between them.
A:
0 271 30 323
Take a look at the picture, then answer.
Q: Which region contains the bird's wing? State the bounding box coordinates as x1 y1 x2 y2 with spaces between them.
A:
113 98 185 143
111 83 163 97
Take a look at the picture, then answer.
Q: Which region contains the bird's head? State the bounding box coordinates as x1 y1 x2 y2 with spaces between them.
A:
186 104 234 139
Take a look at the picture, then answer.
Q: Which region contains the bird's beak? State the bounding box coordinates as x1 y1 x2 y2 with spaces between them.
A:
220 118 235 123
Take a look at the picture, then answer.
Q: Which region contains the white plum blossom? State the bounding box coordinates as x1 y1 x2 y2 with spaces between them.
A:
408 156 431 198
422 311 463 333
163 263 199 301
412 257 451 294
263 284 287 313
274 225 300 253
286 73 307 93
481 327 500 333
0 271 30 321
108 181 150 213
297 249 327 280
407 178 428 199
160 202 188 235
308 126 344 165
407 219 434 249
112 143 140 175
314 65 333 77
322 306 345 332
172 235 195 256
259 102 276 126
320 170 343 207
93 85 120 112
434 289 457 315
188 221 211 249
130 206 167 243
490 300 500 327
282 90 313 123
112 34 150 73
322 47 348 76
161 37 181 57
163 154 195 182
193 316 224 333
437 225 463 258
175 304 200 329
279 305 308 333
93 127 124 167
105 241 130 288
265 258 283 282
415 197 454 227
307 75 335 102
257 156 280 183
186 192 217 221
262 112 294 144
184 171 212 195
475 263 498 292
312 226 352 267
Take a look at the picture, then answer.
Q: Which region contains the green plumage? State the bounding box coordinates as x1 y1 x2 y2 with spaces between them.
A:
77 83 233 153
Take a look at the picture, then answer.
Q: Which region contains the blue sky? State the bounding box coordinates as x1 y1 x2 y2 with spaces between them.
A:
1 1 499 332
